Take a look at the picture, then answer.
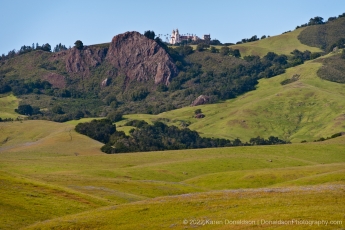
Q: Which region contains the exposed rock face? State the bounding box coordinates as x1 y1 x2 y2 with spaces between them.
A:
42 73 66 88
101 78 109 88
191 95 210 106
65 47 108 74
106 31 178 85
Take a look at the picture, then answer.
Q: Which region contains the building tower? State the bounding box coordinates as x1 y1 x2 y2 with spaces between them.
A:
170 29 181 44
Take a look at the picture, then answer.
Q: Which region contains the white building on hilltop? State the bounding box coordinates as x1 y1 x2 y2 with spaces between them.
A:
170 29 209 45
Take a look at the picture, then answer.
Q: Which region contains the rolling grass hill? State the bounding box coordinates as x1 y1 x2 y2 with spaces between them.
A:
231 28 322 57
0 120 344 229
0 120 103 155
24 185 345 230
117 52 345 143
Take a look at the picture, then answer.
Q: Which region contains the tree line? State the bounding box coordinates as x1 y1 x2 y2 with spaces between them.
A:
296 13 345 29
0 42 70 62
75 119 290 154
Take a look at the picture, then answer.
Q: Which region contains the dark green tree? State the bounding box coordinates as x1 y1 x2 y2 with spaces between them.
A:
144 30 155 40
75 119 116 143
52 105 64 114
308 16 324 25
74 40 84 50
41 43 51 52
196 43 209 52
107 112 123 122
220 47 230 56
15 104 33 115
232 49 241 58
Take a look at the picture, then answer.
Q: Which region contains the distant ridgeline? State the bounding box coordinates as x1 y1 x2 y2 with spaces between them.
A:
75 119 290 154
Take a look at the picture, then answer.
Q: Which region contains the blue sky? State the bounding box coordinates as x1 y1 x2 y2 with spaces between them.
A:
1 0 345 54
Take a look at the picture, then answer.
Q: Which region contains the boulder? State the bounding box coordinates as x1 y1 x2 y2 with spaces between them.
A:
101 78 109 88
191 95 210 106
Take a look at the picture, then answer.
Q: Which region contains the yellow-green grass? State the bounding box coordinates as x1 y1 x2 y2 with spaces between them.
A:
1 119 345 228
0 94 21 119
0 171 109 230
0 120 103 155
231 28 322 57
116 125 136 135
24 184 345 230
65 117 104 125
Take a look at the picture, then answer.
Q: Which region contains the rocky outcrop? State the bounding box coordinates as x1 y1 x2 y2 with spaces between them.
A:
106 31 178 85
191 95 210 106
65 46 108 74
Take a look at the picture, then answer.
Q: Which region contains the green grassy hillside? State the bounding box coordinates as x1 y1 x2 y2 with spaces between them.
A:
232 28 322 57
118 52 345 143
0 120 344 229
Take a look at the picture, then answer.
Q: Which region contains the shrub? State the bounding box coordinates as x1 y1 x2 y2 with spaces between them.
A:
107 112 123 122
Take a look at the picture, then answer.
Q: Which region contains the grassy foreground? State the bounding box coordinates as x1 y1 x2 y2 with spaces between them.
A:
0 120 344 229
25 185 345 230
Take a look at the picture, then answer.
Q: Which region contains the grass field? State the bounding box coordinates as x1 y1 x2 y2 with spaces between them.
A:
0 119 344 229
231 28 322 57
24 185 345 230
0 120 103 156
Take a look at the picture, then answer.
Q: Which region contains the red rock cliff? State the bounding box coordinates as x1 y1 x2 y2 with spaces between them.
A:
65 46 107 74
106 31 178 85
